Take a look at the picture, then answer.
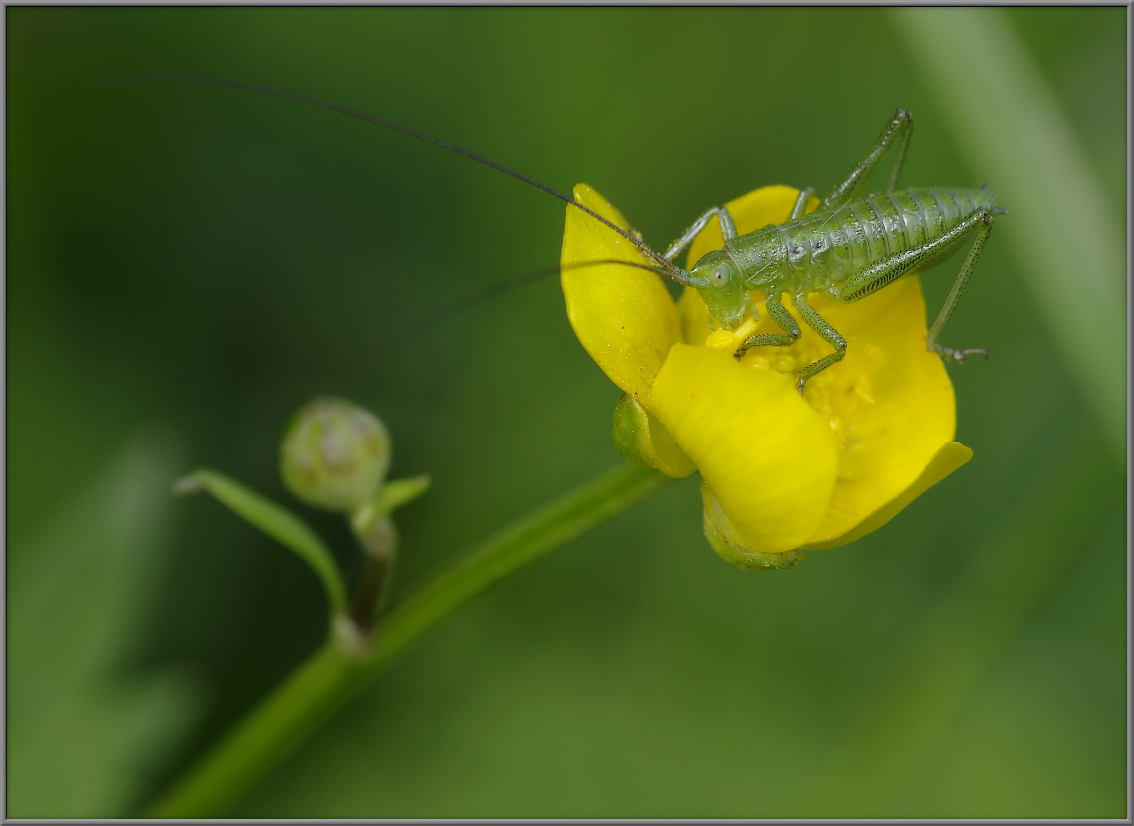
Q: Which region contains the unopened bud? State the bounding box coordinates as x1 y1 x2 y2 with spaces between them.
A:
280 397 391 512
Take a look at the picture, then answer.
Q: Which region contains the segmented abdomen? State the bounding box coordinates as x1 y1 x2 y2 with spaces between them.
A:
756 187 997 295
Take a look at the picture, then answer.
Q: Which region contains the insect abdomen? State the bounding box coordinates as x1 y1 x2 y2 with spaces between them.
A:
764 187 997 295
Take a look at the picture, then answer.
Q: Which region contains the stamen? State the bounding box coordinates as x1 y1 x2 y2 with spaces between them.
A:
704 317 759 351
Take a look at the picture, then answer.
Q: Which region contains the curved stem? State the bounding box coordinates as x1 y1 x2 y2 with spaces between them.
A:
145 462 675 818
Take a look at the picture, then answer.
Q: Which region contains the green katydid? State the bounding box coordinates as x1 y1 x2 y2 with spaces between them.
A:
121 81 1001 390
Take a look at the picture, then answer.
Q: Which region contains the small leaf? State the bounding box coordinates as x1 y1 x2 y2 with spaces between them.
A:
378 474 431 514
182 468 347 616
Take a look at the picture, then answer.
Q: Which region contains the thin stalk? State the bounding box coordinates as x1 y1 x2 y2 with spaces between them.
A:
145 462 674 818
348 551 392 632
348 510 397 631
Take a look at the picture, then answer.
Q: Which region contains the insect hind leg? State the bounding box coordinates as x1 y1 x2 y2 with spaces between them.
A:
821 109 913 211
835 207 994 363
926 210 994 362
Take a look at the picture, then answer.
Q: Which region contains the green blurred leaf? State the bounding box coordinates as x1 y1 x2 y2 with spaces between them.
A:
799 427 1124 816
178 468 347 616
8 431 200 818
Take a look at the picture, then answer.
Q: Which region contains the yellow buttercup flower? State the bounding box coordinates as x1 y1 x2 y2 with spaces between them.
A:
561 183 972 569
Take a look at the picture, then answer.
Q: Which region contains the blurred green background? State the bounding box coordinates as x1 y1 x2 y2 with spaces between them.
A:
7 7 1126 819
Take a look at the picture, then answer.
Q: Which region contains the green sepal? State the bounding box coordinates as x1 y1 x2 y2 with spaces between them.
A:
699 484 805 571
702 511 805 570
378 474 431 514
174 468 347 615
348 475 431 559
611 394 696 478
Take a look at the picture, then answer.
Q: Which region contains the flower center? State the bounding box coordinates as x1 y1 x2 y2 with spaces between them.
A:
735 297 881 474
682 289 885 478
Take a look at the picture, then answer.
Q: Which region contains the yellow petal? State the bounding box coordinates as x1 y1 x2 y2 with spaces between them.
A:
677 283 713 345
649 344 840 553
801 441 972 550
797 277 963 546
561 185 681 398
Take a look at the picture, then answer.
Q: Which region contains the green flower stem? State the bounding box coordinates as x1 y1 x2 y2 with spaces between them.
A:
349 547 394 631
145 620 371 820
145 462 674 818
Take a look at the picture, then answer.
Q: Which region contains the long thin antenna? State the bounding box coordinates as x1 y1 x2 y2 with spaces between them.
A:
379 258 683 346
106 76 702 286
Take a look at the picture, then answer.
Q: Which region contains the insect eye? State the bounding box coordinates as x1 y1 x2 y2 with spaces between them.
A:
711 263 731 286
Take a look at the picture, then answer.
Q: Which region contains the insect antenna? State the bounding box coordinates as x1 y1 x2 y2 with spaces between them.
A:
378 258 679 346
105 76 705 287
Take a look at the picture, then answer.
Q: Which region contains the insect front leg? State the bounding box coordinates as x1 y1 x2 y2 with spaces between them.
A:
821 109 913 211
664 206 738 261
734 293 800 354
836 208 994 362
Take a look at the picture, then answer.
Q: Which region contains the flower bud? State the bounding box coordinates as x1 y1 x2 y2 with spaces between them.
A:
701 483 804 570
611 394 696 479
280 397 391 512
